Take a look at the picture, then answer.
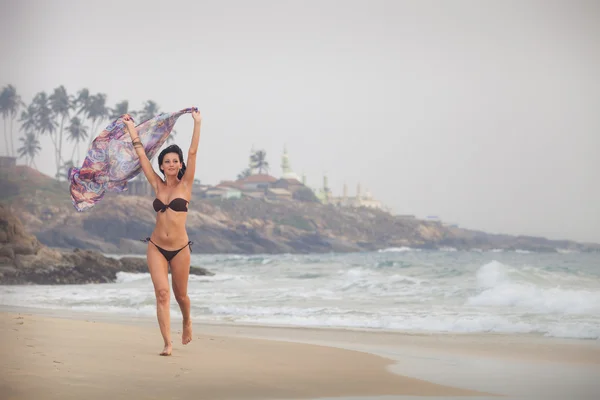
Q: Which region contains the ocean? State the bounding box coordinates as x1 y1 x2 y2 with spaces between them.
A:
1 247 599 340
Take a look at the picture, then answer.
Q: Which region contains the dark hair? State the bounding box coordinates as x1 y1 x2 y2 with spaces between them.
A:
158 144 186 180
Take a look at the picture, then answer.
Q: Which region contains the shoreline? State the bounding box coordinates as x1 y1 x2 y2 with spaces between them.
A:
2 305 600 399
1 303 598 344
2 307 489 400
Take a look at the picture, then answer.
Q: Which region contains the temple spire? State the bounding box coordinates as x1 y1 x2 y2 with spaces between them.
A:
281 144 291 176
280 145 300 181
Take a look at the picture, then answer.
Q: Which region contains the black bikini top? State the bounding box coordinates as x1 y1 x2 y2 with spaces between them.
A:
153 197 189 213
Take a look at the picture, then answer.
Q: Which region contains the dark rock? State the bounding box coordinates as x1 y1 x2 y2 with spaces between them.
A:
0 205 214 285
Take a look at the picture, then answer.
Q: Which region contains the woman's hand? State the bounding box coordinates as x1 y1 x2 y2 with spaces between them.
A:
123 114 136 131
191 108 202 123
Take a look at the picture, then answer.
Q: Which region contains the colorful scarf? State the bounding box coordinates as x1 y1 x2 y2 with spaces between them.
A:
68 107 196 212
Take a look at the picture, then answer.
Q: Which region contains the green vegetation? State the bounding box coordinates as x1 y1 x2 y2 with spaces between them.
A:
0 84 165 181
237 148 270 179
292 187 319 202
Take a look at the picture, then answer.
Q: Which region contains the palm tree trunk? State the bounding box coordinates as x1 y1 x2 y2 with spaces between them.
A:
9 116 15 157
47 131 60 175
86 120 94 148
71 142 77 164
3 118 8 156
58 115 66 168
71 140 81 166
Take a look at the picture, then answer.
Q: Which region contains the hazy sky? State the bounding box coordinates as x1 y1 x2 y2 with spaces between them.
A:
1 0 599 243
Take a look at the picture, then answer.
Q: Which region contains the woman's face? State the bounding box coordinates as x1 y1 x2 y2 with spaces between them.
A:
161 152 181 176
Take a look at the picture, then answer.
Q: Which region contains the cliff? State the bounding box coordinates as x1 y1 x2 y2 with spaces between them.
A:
0 203 213 285
1 165 598 255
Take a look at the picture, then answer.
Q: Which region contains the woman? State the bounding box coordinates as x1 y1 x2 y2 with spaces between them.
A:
123 108 202 356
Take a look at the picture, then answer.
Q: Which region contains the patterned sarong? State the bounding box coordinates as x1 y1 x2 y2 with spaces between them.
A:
68 107 196 212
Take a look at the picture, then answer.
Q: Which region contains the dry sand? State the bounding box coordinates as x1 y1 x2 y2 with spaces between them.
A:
0 311 488 400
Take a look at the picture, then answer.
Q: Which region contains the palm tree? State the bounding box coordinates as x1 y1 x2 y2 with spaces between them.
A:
31 91 58 173
74 88 91 118
109 100 130 120
251 149 269 174
86 93 108 146
136 100 160 123
17 132 41 167
49 85 72 172
0 85 21 157
0 88 9 155
19 103 38 141
166 129 177 144
32 92 58 141
88 93 108 129
237 168 252 180
66 116 88 165
8 87 22 157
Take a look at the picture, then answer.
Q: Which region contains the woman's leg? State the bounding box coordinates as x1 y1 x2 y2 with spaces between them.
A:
170 245 192 345
146 242 172 355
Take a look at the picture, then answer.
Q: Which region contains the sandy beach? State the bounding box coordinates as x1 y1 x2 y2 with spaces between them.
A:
1 308 599 400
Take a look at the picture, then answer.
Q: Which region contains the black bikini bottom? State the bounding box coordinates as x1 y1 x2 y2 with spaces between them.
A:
142 237 193 262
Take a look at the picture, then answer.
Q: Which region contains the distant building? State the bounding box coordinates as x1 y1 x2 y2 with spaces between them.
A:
280 145 302 181
126 177 152 196
272 177 304 193
191 182 210 197
237 174 278 191
216 180 245 190
267 188 293 201
314 174 332 204
329 182 387 211
204 187 242 200
196 145 313 202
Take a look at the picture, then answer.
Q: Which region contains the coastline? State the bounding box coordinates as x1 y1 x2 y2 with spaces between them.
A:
2 305 599 400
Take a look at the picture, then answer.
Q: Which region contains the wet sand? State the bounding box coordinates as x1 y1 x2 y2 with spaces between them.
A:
1 311 486 400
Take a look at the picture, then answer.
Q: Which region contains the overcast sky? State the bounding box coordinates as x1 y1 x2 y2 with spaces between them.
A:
1 0 599 243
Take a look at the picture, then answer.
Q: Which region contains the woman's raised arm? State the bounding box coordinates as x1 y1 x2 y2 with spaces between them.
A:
182 108 202 185
123 114 162 192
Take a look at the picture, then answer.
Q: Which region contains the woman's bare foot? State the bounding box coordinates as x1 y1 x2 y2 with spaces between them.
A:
160 343 172 356
182 319 192 345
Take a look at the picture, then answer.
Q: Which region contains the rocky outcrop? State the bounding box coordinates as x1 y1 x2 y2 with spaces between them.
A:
29 195 597 254
0 204 213 285
2 165 599 255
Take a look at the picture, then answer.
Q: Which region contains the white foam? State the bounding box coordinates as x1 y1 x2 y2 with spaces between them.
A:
200 310 598 339
378 247 414 252
439 247 457 252
468 261 600 314
115 272 151 283
475 260 509 289
2 251 598 341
